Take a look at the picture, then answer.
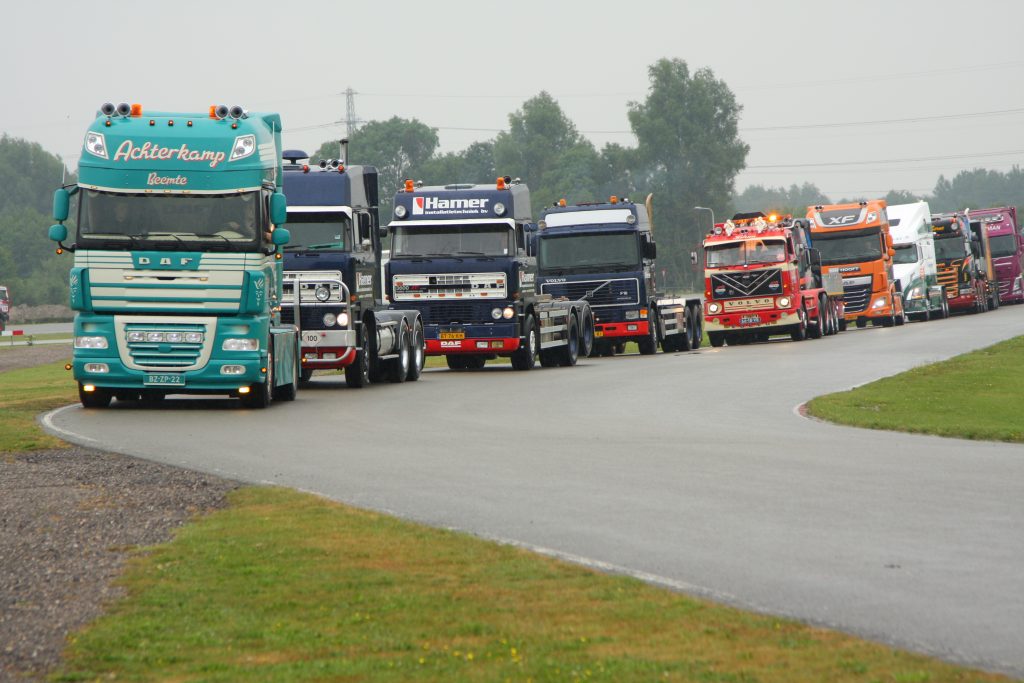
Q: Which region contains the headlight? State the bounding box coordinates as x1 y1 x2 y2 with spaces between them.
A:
74 336 108 349
322 312 337 327
315 285 331 302
502 307 514 319
84 363 109 373
394 205 408 219
84 132 108 159
493 202 506 217
146 332 164 342
625 309 640 320
230 134 256 161
223 338 259 351
185 332 204 343
491 307 503 320
166 332 184 343
908 286 923 299
872 297 887 309
127 331 145 342
337 312 350 326
776 296 791 309
707 302 721 314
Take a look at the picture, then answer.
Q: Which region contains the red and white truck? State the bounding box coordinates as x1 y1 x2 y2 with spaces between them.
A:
702 212 844 346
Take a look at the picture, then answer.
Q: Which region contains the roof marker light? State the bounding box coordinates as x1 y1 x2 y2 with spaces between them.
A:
405 179 415 192
187 120 193 127
130 103 143 117
496 176 506 190
610 195 618 204
559 198 566 207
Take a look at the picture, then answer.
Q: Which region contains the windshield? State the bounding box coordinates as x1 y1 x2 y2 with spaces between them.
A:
813 230 882 265
538 232 639 272
892 244 918 265
934 235 967 260
77 190 262 250
705 239 786 268
392 223 513 257
0 287 7 298
988 234 1018 257
285 211 350 250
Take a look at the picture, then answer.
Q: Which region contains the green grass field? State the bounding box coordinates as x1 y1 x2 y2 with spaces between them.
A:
0 361 74 452
55 486 1010 682
807 336 1024 442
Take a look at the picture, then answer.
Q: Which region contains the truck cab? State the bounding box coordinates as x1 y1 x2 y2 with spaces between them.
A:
48 101 299 408
280 151 424 386
536 196 702 355
931 211 993 314
385 178 592 370
0 285 9 332
969 207 1020 304
808 200 906 328
886 201 947 321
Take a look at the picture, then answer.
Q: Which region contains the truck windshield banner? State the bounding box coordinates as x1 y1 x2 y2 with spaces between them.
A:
412 196 490 217
816 208 863 227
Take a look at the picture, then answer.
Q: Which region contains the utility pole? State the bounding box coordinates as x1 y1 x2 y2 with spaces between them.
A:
344 87 359 139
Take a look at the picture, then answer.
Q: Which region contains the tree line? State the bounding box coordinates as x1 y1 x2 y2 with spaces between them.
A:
2 56 1023 305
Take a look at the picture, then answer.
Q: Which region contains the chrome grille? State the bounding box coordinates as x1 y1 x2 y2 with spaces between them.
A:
709 269 783 299
842 277 873 314
937 262 961 299
540 278 639 307
125 323 205 369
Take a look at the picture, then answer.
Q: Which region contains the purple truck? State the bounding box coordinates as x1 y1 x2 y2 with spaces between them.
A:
969 207 1023 304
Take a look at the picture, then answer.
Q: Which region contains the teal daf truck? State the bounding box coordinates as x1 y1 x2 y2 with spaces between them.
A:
49 102 299 408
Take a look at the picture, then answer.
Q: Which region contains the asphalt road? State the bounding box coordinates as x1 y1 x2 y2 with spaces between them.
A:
45 307 1024 676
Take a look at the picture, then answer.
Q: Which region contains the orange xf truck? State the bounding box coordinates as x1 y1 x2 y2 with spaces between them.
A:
807 200 905 328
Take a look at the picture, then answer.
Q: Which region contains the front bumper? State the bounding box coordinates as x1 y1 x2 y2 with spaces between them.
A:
704 308 800 332
595 320 649 340
424 322 520 355
73 354 266 393
298 329 357 369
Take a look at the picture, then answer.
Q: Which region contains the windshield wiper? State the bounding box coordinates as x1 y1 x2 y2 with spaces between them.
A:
307 243 345 250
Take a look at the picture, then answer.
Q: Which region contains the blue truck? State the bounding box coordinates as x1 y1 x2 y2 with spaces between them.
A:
48 101 299 408
535 196 703 355
280 146 424 386
385 178 593 369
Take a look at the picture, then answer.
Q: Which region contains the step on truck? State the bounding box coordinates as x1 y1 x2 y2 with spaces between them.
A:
887 201 949 321
931 211 998 313
534 195 702 355
385 177 594 369
0 284 9 333
48 101 300 408
280 147 424 386
702 212 844 346
969 206 1021 304
808 200 906 328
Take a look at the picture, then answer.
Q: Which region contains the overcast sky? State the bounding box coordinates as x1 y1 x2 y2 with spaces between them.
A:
4 0 1022 202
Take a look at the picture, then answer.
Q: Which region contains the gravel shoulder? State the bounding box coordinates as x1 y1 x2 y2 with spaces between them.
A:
0 347 239 682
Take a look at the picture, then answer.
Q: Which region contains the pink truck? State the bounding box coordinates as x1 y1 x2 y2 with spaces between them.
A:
969 207 1023 304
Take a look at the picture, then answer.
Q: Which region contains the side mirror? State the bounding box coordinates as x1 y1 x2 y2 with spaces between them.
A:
808 249 822 267
690 251 698 266
49 223 68 242
643 239 657 260
271 227 290 246
524 222 538 233
884 233 893 249
378 226 389 239
270 192 288 226
53 189 70 221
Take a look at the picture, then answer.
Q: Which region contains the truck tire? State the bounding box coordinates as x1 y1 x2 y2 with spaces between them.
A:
790 307 808 341
808 296 825 339
708 332 725 347
79 383 112 408
511 315 538 371
579 309 595 359
691 308 703 349
299 368 314 385
446 355 467 370
345 324 372 387
241 345 273 408
990 286 1000 310
558 313 580 366
463 355 487 370
637 308 658 355
941 294 950 319
680 309 695 351
406 321 425 382
386 328 410 383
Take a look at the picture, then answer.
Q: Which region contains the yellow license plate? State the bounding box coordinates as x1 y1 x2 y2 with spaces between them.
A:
439 331 465 340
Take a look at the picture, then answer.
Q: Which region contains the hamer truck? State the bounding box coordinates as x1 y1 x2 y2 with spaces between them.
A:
535 195 702 355
808 200 906 328
969 206 1020 304
48 101 300 408
385 178 594 369
702 212 844 346
280 148 424 385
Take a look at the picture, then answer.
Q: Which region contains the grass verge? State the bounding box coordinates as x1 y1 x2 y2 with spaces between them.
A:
0 360 74 452
806 336 1024 442
56 486 1009 682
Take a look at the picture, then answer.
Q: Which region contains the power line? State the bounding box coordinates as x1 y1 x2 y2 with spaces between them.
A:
747 149 1024 170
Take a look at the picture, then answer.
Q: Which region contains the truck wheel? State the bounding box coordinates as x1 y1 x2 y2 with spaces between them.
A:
445 355 467 370
941 295 950 319
242 346 273 408
386 328 410 383
345 324 372 387
838 316 847 332
708 332 725 347
680 309 695 351
463 355 486 370
790 307 808 341
990 286 1000 310
406 322 425 381
299 368 314 385
637 308 658 355
539 349 559 367
691 308 703 349
558 313 579 366
511 315 538 371
79 384 112 409
579 309 595 358
808 296 825 339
